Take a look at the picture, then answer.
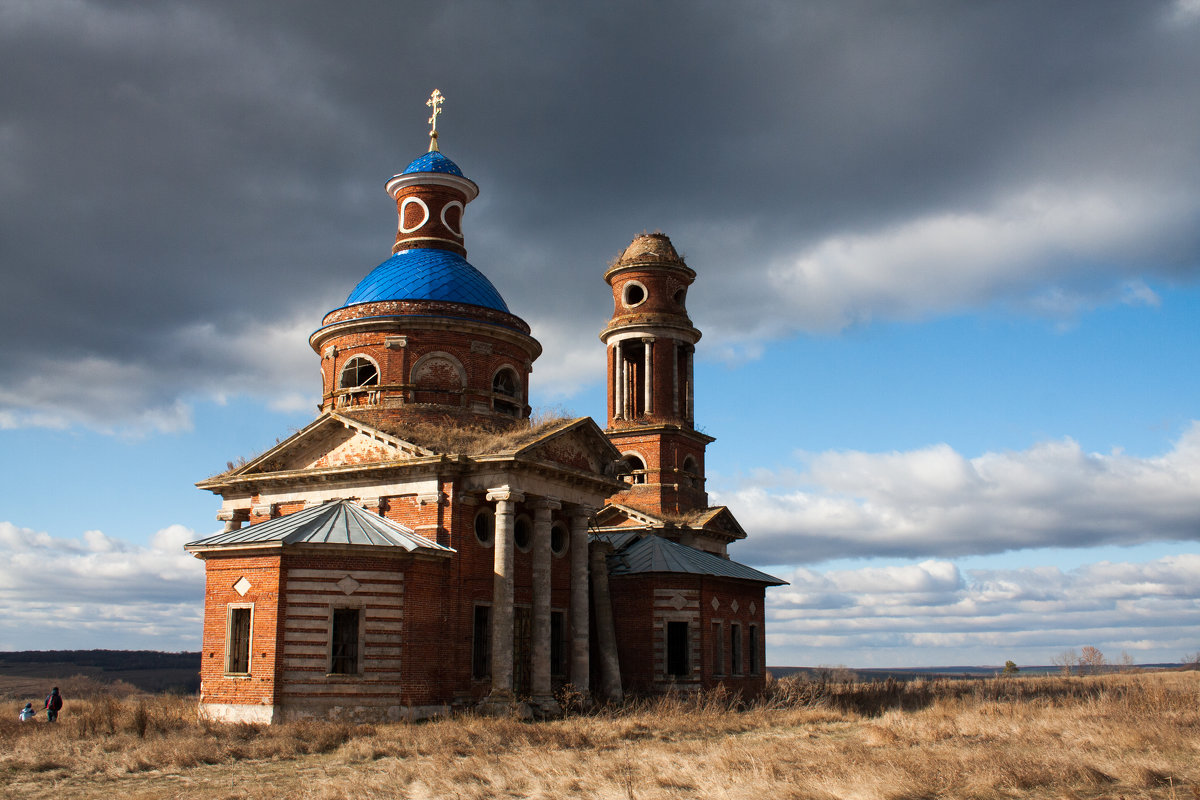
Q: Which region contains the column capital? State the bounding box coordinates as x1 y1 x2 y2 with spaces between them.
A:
641 336 656 344
486 487 525 504
567 503 597 520
530 496 562 511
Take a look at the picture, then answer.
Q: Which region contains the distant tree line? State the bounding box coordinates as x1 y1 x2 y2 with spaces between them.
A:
0 650 200 671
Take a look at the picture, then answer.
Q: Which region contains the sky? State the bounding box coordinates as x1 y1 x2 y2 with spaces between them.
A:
2 0 1199 668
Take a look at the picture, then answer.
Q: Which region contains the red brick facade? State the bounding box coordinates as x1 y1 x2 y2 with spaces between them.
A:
188 154 779 722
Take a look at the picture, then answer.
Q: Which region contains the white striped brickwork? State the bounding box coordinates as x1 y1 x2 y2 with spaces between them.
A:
281 567 404 699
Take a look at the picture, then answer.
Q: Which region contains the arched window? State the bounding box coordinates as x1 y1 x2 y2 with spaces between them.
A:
681 456 699 488
492 367 521 417
339 356 379 389
623 454 647 485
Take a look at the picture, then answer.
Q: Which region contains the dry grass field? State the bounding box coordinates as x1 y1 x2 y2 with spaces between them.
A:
2 671 1197 800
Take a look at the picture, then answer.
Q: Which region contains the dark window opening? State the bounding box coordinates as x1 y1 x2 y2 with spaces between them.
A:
624 454 646 485
623 282 646 306
514 516 532 551
228 607 251 674
340 356 378 389
682 456 699 488
331 608 360 675
711 622 723 676
550 522 568 556
666 621 690 677
730 623 742 675
472 605 491 680
673 287 687 307
474 508 495 547
620 349 646 418
749 625 759 675
551 611 566 678
493 369 521 417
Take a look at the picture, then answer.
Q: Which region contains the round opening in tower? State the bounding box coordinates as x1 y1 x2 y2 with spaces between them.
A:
514 516 533 552
550 522 569 556
474 508 495 547
622 281 647 308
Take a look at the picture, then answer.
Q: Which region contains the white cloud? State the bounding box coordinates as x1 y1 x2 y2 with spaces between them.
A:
0 521 206 650
762 184 1193 334
766 553 1200 666
725 422 1200 565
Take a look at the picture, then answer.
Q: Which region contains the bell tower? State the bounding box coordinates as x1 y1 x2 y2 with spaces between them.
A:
600 233 714 515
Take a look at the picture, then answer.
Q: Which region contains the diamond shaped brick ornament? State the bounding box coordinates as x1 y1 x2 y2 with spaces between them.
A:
711 596 720 611
337 576 361 595
750 601 757 615
671 594 687 610
233 577 251 597
731 600 739 613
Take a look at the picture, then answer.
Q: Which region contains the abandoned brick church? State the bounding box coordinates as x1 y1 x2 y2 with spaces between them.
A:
185 97 784 722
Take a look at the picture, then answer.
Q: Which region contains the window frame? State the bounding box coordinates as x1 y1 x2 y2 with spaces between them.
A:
339 355 380 389
225 603 253 676
711 620 724 676
472 604 492 680
666 620 690 678
328 606 364 677
748 624 760 675
730 622 743 676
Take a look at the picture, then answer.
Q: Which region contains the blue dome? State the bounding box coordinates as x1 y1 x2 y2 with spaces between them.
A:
401 151 464 176
344 248 509 313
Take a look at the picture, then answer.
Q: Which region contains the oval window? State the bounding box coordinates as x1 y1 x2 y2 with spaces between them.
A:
474 508 495 547
623 282 647 307
514 516 533 552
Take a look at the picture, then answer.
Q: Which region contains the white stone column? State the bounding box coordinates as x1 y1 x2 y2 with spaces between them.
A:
487 488 523 700
531 497 560 710
672 340 680 417
643 337 654 416
685 344 695 422
568 505 594 693
617 341 627 419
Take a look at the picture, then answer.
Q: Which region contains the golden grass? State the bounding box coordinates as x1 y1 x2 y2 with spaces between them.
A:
380 409 576 456
2 672 1198 800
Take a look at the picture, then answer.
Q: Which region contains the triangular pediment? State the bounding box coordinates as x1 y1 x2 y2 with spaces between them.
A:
511 418 622 475
594 503 747 541
219 413 434 477
594 502 665 529
688 506 747 540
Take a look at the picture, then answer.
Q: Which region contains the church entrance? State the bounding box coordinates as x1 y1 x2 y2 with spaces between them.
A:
513 606 532 696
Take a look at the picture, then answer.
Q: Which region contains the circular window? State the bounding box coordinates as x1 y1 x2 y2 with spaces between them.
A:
474 508 494 547
514 516 533 552
622 281 647 308
550 522 569 557
673 287 687 307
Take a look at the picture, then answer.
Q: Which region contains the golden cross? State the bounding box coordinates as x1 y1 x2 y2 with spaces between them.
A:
426 89 444 151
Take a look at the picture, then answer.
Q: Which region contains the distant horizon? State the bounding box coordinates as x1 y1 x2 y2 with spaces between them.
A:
2 1 1198 667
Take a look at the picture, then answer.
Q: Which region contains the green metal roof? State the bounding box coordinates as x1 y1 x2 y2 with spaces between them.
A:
599 532 786 585
185 499 453 552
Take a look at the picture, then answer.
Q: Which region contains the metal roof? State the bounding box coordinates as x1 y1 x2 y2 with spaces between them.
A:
185 499 453 552
401 151 465 176
605 534 786 585
342 248 510 312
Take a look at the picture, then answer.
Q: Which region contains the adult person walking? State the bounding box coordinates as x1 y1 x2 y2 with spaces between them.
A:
44 687 62 722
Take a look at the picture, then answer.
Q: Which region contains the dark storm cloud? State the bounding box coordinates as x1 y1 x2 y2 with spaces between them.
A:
3 1 1199 430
